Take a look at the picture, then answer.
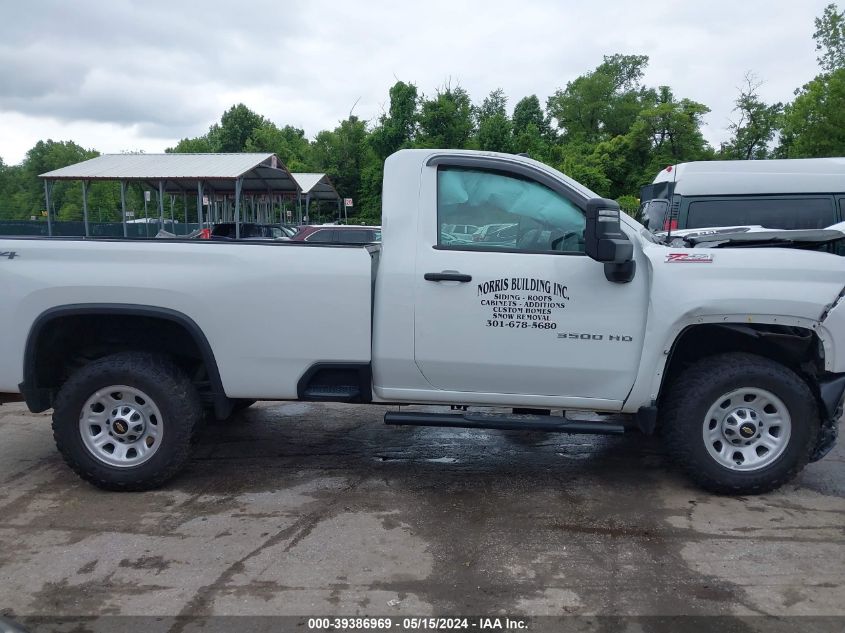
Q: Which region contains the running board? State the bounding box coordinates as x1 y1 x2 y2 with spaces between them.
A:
384 411 625 435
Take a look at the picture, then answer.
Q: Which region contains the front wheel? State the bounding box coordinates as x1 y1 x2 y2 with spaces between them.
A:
662 352 819 495
52 352 202 491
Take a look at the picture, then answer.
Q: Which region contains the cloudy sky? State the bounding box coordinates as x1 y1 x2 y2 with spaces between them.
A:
0 0 833 164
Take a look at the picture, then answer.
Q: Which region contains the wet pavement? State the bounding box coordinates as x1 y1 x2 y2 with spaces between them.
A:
0 400 843 627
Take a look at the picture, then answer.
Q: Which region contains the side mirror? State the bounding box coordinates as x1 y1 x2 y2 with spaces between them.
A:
585 198 633 263
585 198 636 284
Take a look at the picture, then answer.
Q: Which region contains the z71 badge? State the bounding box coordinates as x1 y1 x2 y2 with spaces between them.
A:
665 253 713 263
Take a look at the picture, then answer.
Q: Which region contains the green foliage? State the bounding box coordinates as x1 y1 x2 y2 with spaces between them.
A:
512 95 550 139
370 81 419 160
774 4 845 158
475 89 513 153
311 115 375 216
215 104 268 152
417 84 475 148
719 74 782 160
244 122 312 171
547 54 650 143
167 135 215 153
616 194 640 218
778 67 845 157
815 3 845 72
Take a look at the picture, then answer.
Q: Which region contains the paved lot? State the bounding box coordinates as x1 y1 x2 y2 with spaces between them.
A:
0 400 844 628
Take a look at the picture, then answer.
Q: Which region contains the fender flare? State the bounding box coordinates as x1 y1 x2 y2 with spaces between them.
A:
20 303 228 417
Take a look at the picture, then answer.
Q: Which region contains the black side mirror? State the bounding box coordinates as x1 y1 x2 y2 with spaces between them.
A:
585 198 633 263
585 198 636 284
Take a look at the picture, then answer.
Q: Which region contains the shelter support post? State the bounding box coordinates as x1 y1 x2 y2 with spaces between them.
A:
82 180 90 237
43 180 53 236
234 178 243 239
197 182 204 228
120 181 128 237
158 180 165 227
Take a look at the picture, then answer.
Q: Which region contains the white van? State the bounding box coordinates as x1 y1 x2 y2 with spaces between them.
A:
640 158 845 232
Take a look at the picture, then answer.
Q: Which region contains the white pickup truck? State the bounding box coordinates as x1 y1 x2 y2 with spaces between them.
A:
2 149 845 495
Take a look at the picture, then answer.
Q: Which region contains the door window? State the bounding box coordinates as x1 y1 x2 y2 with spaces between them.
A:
437 167 585 253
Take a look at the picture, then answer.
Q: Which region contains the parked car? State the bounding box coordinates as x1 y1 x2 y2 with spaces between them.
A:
442 224 478 236
471 223 519 245
291 225 381 244
640 158 845 232
209 223 290 240
3 149 845 496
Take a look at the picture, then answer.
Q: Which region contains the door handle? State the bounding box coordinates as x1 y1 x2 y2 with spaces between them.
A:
424 272 472 283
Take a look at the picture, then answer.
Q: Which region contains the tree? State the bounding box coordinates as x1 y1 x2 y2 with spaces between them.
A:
215 104 267 152
370 81 419 160
417 84 474 148
22 140 99 220
167 135 216 153
244 122 312 171
475 89 513 153
311 116 376 217
546 54 649 142
719 74 782 160
167 104 268 154
778 68 845 157
814 3 845 72
777 4 845 157
512 95 550 138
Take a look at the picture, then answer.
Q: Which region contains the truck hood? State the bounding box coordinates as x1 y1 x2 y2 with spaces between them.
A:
659 226 845 250
685 228 845 249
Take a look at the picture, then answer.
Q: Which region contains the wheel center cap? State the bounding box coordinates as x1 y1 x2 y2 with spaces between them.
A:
110 405 143 437
739 422 757 438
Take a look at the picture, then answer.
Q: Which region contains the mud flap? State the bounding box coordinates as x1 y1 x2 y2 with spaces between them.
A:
812 373 845 462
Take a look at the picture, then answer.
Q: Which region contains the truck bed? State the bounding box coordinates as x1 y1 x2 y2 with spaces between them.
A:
0 238 376 398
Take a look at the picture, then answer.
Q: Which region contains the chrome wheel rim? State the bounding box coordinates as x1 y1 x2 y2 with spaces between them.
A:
79 385 163 468
703 387 791 472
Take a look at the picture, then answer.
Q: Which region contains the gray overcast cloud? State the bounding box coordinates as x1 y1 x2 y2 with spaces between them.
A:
0 0 832 164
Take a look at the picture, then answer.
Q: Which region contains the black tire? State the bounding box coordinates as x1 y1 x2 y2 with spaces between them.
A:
662 352 819 495
52 352 202 491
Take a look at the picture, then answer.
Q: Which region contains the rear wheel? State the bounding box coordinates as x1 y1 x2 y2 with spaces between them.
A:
662 352 819 494
52 352 201 491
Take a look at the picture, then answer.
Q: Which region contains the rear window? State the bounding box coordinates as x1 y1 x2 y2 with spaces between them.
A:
305 229 335 243
686 197 836 230
336 229 373 244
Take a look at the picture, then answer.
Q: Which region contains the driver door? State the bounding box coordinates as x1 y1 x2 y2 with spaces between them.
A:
413 161 648 404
